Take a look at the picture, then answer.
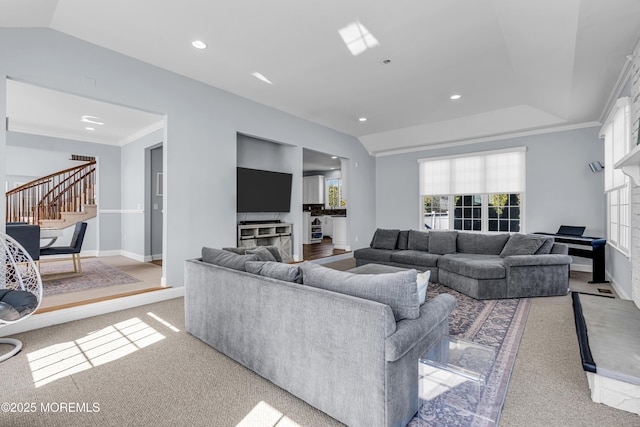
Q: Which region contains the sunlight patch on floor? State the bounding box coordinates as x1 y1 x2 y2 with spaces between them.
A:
27 317 165 388
236 401 301 427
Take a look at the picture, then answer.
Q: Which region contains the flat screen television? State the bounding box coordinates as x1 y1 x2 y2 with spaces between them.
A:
237 167 293 212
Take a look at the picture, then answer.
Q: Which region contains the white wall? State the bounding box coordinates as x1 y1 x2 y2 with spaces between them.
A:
0 28 375 286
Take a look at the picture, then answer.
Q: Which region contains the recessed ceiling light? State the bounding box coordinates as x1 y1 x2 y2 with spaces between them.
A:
331 156 338 159
81 115 104 125
85 127 95 131
358 117 368 122
450 94 461 100
381 59 391 65
191 40 207 49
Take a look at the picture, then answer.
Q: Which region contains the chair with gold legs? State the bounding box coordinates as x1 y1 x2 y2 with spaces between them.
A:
40 222 88 280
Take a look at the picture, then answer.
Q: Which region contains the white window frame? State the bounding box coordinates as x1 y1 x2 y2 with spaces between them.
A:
601 97 631 256
422 193 525 233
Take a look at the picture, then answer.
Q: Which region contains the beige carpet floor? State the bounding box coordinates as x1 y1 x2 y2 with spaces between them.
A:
1 257 638 426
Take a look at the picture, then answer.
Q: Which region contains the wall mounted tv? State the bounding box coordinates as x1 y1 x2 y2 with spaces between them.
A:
237 167 293 212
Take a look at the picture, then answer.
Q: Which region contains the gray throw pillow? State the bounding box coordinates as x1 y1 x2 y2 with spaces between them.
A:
202 247 259 271
500 234 546 257
428 231 458 254
246 261 302 283
397 230 410 250
299 262 419 321
534 237 555 255
371 228 400 250
407 230 429 251
223 246 282 262
246 246 278 262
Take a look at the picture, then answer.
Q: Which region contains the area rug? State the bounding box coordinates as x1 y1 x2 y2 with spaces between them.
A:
407 283 532 427
40 260 141 296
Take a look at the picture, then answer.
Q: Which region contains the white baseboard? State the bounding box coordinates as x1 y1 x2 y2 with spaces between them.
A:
608 274 631 300
0 287 184 338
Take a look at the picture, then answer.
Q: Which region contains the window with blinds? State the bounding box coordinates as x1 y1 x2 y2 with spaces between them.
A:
601 97 630 255
419 148 526 232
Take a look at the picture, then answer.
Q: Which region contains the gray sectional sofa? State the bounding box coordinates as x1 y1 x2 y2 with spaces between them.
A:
354 229 572 299
185 247 456 427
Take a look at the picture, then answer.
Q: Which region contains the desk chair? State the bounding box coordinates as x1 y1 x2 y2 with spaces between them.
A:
40 222 88 280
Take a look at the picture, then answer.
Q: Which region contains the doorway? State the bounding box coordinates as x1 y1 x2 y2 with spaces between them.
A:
149 145 163 265
302 148 348 261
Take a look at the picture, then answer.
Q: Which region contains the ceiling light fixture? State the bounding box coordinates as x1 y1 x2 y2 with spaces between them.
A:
450 94 461 100
381 59 391 65
85 127 95 131
358 117 368 122
252 72 273 85
191 40 207 49
81 115 104 125
331 156 338 159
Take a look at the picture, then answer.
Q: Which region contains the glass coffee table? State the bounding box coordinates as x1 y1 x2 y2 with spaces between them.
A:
419 335 496 426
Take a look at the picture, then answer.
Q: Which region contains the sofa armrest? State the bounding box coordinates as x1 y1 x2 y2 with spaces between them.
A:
385 293 456 362
503 254 572 267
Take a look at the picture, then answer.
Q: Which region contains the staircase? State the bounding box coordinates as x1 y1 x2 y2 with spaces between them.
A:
5 160 97 230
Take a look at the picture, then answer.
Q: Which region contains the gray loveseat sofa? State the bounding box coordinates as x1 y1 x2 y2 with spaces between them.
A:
354 229 572 299
185 247 456 427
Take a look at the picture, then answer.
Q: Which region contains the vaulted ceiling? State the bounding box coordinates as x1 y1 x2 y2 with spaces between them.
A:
2 0 640 154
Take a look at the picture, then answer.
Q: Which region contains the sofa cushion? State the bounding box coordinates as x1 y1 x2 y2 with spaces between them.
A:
246 261 302 283
246 246 278 262
397 230 410 250
428 230 458 254
390 250 439 268
353 247 396 263
500 234 546 257
223 246 282 262
439 254 506 280
407 230 429 251
371 228 400 250
299 262 419 321
534 237 555 255
457 232 510 255
202 247 259 271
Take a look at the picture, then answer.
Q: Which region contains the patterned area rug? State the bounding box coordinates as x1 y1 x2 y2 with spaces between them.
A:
408 283 531 427
40 260 141 296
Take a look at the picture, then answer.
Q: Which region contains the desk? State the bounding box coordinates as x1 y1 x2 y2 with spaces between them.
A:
535 233 607 284
40 228 63 249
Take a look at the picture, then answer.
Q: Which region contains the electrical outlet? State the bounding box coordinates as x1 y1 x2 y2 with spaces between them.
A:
355 236 359 242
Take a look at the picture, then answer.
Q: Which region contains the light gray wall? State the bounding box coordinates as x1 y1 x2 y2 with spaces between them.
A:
376 126 605 236
121 128 164 260
0 28 375 286
6 130 122 252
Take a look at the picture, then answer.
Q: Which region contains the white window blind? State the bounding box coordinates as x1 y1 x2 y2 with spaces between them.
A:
602 97 629 191
419 148 526 196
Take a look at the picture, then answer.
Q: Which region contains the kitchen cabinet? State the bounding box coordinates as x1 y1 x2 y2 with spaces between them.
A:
303 176 324 204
